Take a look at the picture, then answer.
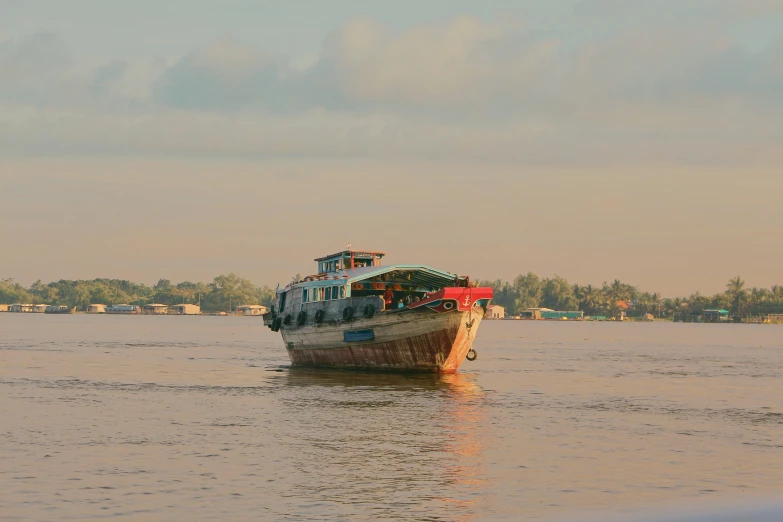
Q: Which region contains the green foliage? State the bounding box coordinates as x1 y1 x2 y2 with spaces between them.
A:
256 285 277 307
2 274 274 313
478 274 783 317
541 275 579 311
202 273 259 312
0 278 33 304
513 272 543 311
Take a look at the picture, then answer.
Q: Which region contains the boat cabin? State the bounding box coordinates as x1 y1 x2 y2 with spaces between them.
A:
271 249 472 322
314 250 385 274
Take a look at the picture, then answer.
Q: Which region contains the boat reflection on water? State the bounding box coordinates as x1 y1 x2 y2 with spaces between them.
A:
272 368 490 521
281 366 481 392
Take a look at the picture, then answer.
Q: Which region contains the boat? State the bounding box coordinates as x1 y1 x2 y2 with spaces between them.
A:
263 249 493 373
105 304 140 314
44 305 76 314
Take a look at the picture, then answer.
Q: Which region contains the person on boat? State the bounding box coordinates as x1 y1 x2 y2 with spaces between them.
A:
384 287 394 310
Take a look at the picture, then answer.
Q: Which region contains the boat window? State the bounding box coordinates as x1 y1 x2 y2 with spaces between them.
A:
340 286 346 299
303 289 308 303
326 287 332 300
333 286 340 299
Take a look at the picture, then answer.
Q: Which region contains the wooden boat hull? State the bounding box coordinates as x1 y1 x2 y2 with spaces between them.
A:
279 307 484 373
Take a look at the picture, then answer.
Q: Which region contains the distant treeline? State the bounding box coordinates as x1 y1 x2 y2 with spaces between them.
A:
478 274 783 317
3 274 783 317
0 274 276 313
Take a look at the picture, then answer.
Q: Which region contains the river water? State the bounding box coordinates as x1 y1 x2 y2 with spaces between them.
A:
1 315 781 521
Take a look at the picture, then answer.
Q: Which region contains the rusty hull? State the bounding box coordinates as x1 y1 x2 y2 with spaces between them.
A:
283 309 481 373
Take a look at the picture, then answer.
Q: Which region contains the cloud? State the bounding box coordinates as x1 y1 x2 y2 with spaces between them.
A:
144 14 782 116
1 11 782 166
0 33 70 102
147 17 557 115
318 16 521 107
573 0 783 21
718 0 783 18
153 37 285 111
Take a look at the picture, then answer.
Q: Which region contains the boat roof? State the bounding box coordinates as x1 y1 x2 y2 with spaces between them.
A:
346 264 456 286
288 264 460 291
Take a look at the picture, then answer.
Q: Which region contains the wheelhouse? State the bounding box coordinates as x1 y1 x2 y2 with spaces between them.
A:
314 250 385 274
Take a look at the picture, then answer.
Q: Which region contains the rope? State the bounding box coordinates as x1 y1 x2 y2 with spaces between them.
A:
465 276 475 336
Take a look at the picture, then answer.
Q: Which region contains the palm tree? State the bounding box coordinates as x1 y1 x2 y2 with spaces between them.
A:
609 279 624 301
573 283 583 304
636 292 652 314
650 292 662 317
666 297 684 317
726 276 747 314
688 291 711 313
580 285 605 316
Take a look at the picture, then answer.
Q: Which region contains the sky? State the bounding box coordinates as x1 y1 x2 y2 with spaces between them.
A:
1 0 782 296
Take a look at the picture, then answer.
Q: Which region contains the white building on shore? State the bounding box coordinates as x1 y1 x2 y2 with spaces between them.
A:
485 304 506 319
236 305 267 316
170 304 201 315
10 303 47 313
142 304 169 315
